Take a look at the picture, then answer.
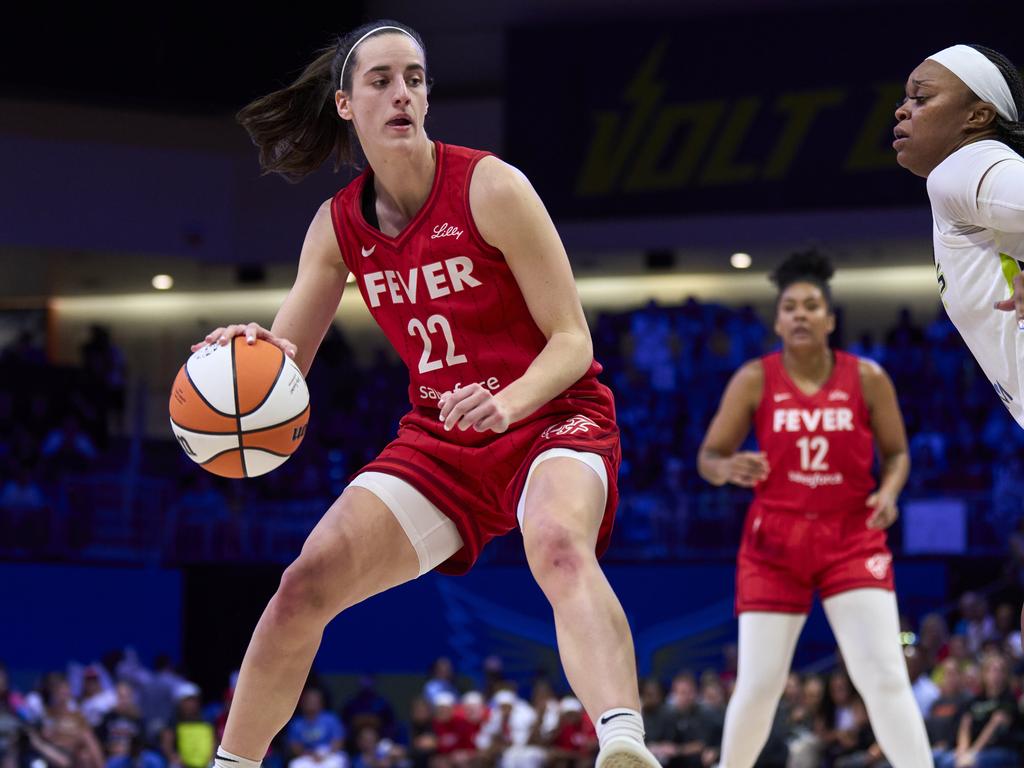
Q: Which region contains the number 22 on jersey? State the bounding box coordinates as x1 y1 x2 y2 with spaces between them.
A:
408 314 468 373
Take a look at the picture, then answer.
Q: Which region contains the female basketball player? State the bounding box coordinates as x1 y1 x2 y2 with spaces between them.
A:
190 21 657 768
893 44 1024 638
697 252 932 768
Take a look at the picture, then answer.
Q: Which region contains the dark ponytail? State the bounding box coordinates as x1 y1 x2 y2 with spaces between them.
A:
967 44 1024 156
236 20 426 182
771 250 835 309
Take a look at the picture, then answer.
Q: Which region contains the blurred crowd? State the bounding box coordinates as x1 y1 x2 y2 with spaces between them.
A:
3 590 1024 768
2 299 1024 563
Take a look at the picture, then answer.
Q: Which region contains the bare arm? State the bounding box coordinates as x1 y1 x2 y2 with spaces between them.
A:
192 198 348 378
697 361 769 487
859 359 910 530
440 157 594 432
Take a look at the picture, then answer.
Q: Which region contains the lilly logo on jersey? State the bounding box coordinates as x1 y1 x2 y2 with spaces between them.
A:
363 257 482 308
865 553 892 581
542 415 599 439
431 222 464 240
826 390 850 402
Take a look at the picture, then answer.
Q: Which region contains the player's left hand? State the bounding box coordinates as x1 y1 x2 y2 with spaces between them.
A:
994 271 1024 330
438 384 512 433
866 490 899 530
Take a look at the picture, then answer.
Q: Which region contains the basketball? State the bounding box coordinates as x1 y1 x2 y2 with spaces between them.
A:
169 337 310 478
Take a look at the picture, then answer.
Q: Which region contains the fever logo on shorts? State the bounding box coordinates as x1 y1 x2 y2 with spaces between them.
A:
865 553 892 581
542 415 599 439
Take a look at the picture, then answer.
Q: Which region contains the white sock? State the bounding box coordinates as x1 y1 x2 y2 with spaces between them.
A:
595 708 645 749
214 748 262 768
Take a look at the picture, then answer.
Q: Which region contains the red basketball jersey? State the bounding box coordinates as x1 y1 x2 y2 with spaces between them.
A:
752 350 875 515
330 141 606 443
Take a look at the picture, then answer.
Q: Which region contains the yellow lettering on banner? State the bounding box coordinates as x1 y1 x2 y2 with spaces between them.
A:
700 97 762 186
624 101 724 192
846 83 904 172
763 89 846 180
576 40 668 197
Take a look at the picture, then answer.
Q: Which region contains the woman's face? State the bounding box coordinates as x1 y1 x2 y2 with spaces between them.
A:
775 282 834 351
337 33 428 155
893 58 994 177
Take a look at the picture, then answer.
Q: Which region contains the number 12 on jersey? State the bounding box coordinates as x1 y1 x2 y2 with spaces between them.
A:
408 314 468 373
796 436 829 471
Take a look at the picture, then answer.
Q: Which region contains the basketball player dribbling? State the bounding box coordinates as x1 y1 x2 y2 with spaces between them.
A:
697 253 932 768
191 21 659 768
892 44 1024 638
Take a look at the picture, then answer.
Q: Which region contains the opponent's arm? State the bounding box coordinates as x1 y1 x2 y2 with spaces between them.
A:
439 157 594 433
697 361 769 487
192 199 348 378
860 359 909 530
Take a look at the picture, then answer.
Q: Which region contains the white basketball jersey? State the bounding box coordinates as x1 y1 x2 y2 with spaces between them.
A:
927 140 1024 429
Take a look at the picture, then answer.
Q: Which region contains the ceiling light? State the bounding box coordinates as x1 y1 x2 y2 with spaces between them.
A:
730 253 752 269
152 274 174 290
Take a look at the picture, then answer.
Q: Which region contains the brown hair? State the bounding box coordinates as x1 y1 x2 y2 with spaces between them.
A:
236 20 426 182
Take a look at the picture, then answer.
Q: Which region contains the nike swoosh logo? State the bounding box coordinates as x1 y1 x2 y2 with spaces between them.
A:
599 712 635 725
773 394 791 402
216 755 239 763
361 244 376 258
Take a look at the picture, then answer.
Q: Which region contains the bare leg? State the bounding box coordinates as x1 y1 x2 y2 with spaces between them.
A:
221 487 420 759
520 458 639 717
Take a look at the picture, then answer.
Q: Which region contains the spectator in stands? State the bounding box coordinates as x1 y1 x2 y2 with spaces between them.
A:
76 665 117 728
928 659 969 767
160 683 214 768
950 654 1020 768
782 674 825 768
286 687 346 768
545 697 595 768
905 645 941 717
42 674 105 768
918 613 951 672
956 593 998 656
991 604 1023 659
40 414 97 474
423 660 458 707
407 698 436 768
476 689 537 768
342 677 396 743
430 692 476 768
96 682 145 754
639 678 674 746
649 672 711 768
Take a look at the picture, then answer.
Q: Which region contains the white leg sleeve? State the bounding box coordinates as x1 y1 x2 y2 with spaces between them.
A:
719 611 807 768
823 589 933 768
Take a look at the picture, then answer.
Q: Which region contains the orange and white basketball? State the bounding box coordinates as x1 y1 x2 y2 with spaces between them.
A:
169 338 310 478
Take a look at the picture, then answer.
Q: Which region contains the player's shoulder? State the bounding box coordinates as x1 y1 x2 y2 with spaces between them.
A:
927 140 1017 213
730 358 766 399
469 154 533 202
853 355 893 397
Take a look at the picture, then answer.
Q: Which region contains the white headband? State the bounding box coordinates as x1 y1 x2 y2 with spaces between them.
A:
339 26 418 90
927 44 1018 122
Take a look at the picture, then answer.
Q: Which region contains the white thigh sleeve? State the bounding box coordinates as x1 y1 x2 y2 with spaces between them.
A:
515 448 608 528
348 472 463 576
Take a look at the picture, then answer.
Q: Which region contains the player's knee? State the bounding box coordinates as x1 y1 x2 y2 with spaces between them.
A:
272 552 343 624
523 512 593 592
734 671 787 703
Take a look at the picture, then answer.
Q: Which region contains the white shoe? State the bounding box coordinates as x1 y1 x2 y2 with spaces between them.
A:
594 737 661 768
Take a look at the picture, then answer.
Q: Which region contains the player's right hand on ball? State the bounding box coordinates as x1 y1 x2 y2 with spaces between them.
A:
191 322 298 359
726 451 770 487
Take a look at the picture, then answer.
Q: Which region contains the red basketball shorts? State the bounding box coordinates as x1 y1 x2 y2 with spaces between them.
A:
735 502 895 614
355 399 621 575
